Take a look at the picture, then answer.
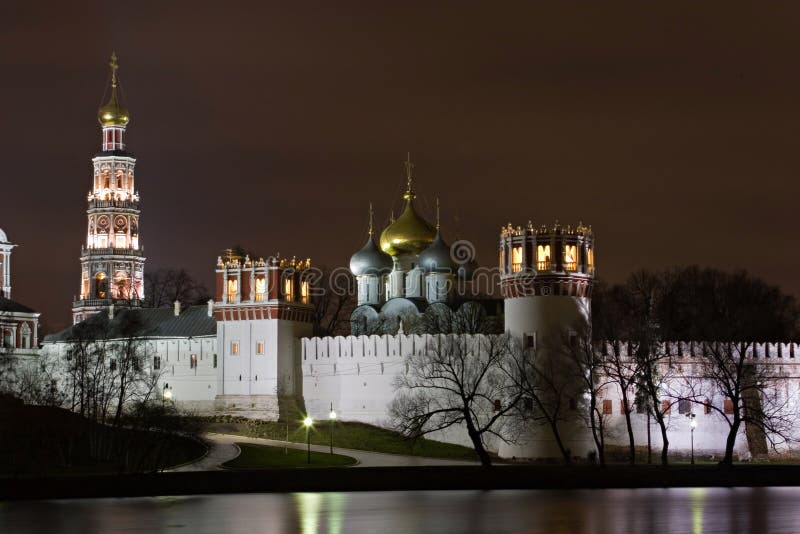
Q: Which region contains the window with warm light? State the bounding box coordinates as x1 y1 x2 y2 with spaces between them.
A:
563 245 577 271
301 280 309 304
256 341 265 355
537 245 551 270
227 278 238 302
95 272 108 299
587 247 594 272
511 246 523 273
190 354 197 369
284 278 294 302
231 342 239 355
115 234 126 248
255 277 266 302
499 248 504 270
96 234 108 249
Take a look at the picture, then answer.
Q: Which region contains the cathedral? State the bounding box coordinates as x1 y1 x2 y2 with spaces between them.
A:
31 55 800 461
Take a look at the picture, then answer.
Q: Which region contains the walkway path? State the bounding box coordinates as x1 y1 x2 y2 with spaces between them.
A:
170 432 478 471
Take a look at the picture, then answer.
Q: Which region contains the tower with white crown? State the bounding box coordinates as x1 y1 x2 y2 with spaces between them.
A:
497 220 597 459
72 53 145 324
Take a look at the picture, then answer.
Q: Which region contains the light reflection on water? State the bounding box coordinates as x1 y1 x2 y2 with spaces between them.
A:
0 487 798 533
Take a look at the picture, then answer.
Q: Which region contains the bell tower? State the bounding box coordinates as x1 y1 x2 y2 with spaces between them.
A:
72 53 145 324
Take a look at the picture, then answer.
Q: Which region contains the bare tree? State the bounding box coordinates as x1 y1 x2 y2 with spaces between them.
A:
308 267 355 337
144 268 210 309
390 334 521 467
508 336 576 464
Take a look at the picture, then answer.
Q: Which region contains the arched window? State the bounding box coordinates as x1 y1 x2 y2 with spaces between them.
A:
537 245 551 270
254 276 266 302
587 247 594 273
301 280 309 304
563 245 577 271
114 273 128 298
2 328 13 349
20 323 31 349
227 278 238 302
95 272 108 299
284 278 294 302
511 246 523 273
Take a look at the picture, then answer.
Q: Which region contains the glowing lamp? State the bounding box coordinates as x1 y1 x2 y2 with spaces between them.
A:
303 416 313 428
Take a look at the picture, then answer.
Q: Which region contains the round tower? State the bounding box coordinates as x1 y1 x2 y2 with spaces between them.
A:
72 53 145 324
498 220 596 459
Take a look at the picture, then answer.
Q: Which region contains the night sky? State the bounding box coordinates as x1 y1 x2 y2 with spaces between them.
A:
2 2 799 331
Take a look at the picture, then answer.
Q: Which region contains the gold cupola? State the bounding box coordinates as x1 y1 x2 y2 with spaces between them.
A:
379 155 436 257
97 52 130 127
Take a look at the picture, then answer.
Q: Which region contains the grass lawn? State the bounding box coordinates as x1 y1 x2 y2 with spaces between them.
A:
208 418 482 462
224 442 357 468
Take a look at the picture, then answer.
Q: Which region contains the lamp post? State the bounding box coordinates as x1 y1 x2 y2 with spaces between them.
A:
688 412 697 465
162 384 173 405
303 416 313 464
329 403 337 455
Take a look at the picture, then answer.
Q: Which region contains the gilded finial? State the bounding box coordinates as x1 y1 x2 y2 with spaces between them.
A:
368 202 374 238
110 52 119 88
403 152 416 200
435 197 440 230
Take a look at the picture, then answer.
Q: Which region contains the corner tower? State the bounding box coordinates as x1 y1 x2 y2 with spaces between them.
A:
72 53 145 324
499 221 596 459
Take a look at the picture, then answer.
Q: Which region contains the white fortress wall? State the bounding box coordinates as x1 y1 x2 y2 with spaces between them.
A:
303 336 800 456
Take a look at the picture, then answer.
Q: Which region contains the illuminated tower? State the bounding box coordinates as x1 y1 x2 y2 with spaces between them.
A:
72 53 145 324
498 221 596 459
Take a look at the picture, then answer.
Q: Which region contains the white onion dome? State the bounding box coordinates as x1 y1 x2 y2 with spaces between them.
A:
418 231 457 273
350 236 393 276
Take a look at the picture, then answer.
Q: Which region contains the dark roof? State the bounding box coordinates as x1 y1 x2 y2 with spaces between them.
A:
0 297 37 314
44 305 216 343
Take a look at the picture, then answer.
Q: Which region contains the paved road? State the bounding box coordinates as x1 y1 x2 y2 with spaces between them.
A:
170 432 478 471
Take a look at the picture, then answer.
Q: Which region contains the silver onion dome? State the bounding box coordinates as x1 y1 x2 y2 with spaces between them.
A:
418 231 457 273
350 237 393 276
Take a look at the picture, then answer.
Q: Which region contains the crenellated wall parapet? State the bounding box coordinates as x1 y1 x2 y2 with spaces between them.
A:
302 333 498 363
599 340 800 366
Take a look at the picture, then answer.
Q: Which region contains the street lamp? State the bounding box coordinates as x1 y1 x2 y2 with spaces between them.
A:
162 384 173 403
303 416 313 464
688 412 697 465
329 403 337 455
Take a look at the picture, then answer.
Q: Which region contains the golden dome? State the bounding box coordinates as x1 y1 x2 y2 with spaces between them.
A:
97 53 130 127
379 159 436 257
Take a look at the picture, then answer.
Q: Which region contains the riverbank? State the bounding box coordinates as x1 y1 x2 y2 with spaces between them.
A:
4 464 800 500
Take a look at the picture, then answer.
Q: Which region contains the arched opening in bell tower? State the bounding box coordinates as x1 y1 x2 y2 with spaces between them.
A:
95 272 108 299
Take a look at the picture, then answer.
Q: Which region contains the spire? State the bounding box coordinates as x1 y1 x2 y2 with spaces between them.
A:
403 152 416 201
435 197 441 231
368 202 374 238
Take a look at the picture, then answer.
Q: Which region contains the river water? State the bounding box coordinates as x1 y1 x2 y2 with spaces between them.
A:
0 487 797 533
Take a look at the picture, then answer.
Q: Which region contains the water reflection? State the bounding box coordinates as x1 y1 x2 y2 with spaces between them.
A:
1 487 799 533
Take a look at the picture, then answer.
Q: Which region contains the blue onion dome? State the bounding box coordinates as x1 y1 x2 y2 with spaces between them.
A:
350 236 393 276
419 231 457 273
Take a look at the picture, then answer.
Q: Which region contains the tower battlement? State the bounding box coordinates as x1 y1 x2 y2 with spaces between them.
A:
499 220 595 299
